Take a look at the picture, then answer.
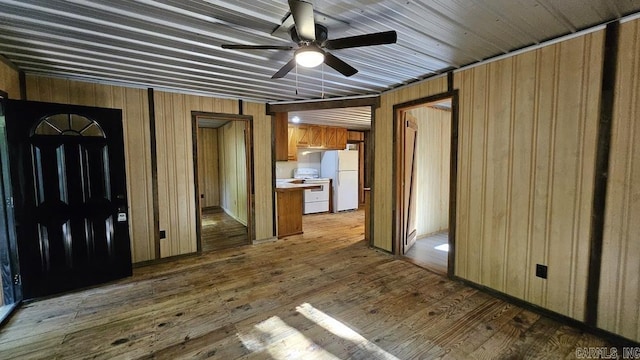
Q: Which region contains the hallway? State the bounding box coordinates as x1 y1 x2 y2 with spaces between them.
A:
404 232 448 274
201 207 248 252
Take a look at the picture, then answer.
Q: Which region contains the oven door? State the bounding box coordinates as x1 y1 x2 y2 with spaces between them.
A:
304 184 329 202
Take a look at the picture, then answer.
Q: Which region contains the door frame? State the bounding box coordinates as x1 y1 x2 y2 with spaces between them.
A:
0 91 22 323
392 90 459 277
266 96 380 246
191 111 255 251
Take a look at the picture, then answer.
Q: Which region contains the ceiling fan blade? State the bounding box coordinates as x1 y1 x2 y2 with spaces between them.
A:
324 52 358 77
324 30 397 50
222 44 294 50
271 58 297 79
288 0 316 41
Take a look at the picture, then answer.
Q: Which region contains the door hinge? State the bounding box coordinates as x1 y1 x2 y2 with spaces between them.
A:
13 274 21 285
6 196 13 208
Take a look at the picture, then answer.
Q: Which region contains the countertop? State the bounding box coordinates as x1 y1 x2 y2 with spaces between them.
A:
274 182 322 192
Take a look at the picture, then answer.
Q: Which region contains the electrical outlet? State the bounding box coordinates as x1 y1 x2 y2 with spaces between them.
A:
159 230 166 239
536 264 548 279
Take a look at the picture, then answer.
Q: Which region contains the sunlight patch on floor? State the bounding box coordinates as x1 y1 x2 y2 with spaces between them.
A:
434 243 449 252
237 315 340 359
296 303 399 360
201 219 218 226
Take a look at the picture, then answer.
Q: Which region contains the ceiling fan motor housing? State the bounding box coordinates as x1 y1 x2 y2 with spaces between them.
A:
290 24 329 45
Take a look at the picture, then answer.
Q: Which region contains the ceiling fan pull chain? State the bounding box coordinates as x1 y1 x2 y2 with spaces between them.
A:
322 64 325 99
295 63 299 95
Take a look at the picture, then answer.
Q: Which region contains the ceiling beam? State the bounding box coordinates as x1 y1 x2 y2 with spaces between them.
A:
266 96 379 114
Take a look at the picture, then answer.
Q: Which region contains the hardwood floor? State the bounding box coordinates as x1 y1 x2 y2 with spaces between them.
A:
404 232 448 274
0 210 616 359
201 207 248 252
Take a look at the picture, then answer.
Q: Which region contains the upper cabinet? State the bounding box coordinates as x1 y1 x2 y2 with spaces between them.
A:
287 124 297 161
335 127 347 148
295 124 338 148
295 125 310 147
325 127 337 148
275 113 354 161
347 130 364 142
309 125 324 147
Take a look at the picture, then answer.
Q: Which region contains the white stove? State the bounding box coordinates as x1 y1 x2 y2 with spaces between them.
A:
294 168 330 214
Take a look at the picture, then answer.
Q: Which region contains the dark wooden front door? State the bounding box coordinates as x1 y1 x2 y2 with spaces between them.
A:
5 100 132 299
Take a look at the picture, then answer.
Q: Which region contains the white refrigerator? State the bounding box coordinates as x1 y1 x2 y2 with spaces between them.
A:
321 150 359 212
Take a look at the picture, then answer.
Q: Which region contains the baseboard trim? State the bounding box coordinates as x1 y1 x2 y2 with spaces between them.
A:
452 275 640 348
133 251 199 268
252 236 278 245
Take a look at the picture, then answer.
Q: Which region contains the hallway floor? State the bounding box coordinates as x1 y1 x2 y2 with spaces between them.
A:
201 207 248 252
404 232 448 274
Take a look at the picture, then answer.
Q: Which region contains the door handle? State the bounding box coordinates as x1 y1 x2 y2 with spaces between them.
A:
117 206 127 222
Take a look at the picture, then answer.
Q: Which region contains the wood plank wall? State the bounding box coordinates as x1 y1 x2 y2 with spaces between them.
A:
197 128 219 208
218 121 247 225
407 106 451 237
373 77 448 251
153 92 236 258
25 75 155 263
0 61 20 99
598 18 640 342
20 78 275 262
454 31 604 321
153 92 274 258
243 101 273 243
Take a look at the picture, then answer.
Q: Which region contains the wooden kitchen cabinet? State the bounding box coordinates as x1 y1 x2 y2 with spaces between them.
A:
324 127 337 148
295 125 310 147
335 127 348 149
274 112 288 161
323 126 348 149
287 124 297 161
276 189 304 238
309 125 324 147
347 130 364 142
278 124 351 160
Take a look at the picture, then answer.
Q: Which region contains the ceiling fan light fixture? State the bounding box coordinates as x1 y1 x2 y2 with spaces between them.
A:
295 47 325 68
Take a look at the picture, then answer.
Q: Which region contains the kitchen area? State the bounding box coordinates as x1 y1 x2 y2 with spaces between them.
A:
273 110 368 239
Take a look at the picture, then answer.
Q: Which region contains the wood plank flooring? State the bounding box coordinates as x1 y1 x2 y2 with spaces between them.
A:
0 210 616 359
404 232 448 274
201 207 248 252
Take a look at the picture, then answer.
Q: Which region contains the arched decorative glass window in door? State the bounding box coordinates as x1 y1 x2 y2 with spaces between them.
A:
32 114 106 138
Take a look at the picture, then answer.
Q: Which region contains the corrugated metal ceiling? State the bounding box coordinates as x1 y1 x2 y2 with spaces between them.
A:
0 0 638 105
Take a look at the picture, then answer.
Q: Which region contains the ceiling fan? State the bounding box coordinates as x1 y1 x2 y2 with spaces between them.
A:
221 0 397 79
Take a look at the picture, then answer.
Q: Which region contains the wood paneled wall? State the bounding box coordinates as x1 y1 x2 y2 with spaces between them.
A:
454 32 604 321
154 92 274 258
154 92 236 258
373 77 448 251
243 101 273 242
218 121 247 225
22 80 274 262
0 61 20 99
25 76 155 263
197 128 219 208
407 106 451 237
598 19 640 342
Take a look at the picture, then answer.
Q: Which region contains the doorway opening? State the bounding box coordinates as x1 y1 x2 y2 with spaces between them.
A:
274 107 371 242
394 92 458 276
192 112 254 252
